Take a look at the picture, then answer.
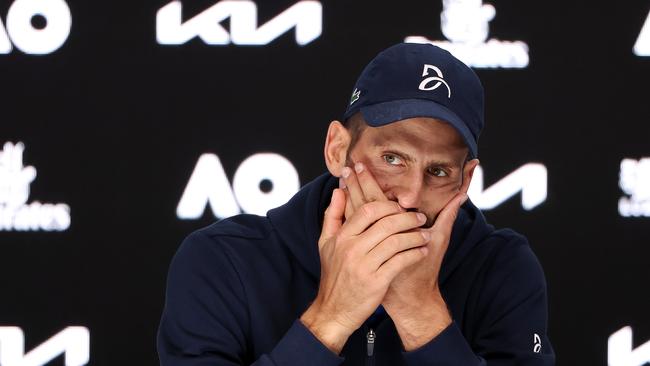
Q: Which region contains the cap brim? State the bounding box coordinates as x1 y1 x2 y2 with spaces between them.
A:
360 98 478 158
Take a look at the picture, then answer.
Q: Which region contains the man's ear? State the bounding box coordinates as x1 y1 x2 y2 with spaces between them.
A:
459 158 480 193
323 120 351 177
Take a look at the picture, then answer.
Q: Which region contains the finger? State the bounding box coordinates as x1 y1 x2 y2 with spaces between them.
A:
366 230 430 270
321 188 347 241
339 176 355 220
429 192 468 241
340 200 404 237
376 246 428 280
356 211 427 251
344 188 355 220
342 166 366 210
354 162 388 203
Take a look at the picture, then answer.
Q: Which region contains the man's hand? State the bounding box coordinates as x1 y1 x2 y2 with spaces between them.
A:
383 192 466 350
300 187 430 354
339 162 467 351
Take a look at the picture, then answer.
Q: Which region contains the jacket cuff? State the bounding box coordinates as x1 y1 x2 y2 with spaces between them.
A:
269 320 344 366
402 322 481 366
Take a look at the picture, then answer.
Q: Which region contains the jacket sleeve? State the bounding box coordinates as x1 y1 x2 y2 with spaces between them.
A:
402 238 555 366
157 231 344 366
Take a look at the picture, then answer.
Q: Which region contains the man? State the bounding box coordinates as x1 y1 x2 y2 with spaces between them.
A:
157 43 555 365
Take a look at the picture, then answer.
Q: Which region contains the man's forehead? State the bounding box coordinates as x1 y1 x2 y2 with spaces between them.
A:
366 117 467 150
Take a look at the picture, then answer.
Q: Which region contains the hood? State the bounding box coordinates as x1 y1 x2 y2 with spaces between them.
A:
267 173 494 284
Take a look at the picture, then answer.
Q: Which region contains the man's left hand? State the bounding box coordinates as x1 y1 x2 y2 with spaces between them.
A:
339 162 468 351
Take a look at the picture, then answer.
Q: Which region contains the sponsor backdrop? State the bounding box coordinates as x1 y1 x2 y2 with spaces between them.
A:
1 0 649 364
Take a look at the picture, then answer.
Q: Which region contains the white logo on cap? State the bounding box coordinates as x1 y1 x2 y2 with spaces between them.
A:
418 64 451 98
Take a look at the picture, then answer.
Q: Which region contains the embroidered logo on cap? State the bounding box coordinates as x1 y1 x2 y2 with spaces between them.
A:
350 88 361 105
418 64 451 98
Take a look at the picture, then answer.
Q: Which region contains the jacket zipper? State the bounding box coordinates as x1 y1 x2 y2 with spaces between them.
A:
366 328 376 359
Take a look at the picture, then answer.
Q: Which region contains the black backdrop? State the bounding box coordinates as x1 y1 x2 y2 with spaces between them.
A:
1 0 649 364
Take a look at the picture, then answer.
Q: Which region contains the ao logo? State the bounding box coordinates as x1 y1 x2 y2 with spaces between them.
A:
178 155 546 221
468 164 547 211
608 326 650 366
177 153 300 219
156 1 322 46
635 9 650 56
0 327 89 366
0 0 71 55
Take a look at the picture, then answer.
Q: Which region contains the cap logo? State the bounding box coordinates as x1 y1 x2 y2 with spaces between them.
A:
418 64 451 98
350 88 360 105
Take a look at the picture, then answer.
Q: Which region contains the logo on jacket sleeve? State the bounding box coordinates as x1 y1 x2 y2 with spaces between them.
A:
533 333 542 353
418 64 451 98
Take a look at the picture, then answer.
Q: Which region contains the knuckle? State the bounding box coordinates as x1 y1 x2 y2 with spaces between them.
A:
359 203 375 220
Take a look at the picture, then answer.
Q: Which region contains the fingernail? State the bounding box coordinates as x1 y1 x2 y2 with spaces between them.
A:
341 167 350 179
416 212 426 223
354 162 364 174
420 230 431 241
339 177 346 189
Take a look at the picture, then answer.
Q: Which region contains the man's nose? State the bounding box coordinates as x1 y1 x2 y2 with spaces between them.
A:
392 174 425 210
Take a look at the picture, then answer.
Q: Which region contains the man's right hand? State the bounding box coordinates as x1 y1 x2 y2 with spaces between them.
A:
300 187 431 354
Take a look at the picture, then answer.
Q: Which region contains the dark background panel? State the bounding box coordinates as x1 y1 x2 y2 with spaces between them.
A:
1 0 649 365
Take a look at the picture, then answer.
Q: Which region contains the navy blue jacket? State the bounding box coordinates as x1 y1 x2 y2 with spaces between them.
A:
158 173 555 365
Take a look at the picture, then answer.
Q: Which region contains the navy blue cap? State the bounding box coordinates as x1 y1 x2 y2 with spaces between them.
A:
343 43 484 158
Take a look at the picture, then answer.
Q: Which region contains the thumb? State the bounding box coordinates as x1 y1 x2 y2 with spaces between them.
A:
321 188 346 240
432 192 468 236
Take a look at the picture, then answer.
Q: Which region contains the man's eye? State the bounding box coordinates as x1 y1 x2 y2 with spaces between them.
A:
430 167 448 177
383 154 402 165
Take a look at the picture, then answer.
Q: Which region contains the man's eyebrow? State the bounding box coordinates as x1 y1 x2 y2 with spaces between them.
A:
373 141 416 163
427 160 457 170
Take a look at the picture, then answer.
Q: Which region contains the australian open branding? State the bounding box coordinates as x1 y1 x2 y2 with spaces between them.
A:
0 0 71 55
635 9 650 56
0 142 71 231
618 157 650 217
405 0 529 68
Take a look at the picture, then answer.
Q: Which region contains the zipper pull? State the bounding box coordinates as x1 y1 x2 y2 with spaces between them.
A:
366 328 375 357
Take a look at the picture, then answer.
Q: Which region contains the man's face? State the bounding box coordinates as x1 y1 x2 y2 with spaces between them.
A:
345 117 474 227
